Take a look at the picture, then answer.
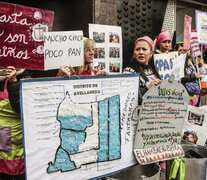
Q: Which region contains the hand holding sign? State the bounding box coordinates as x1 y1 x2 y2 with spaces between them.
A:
58 65 73 77
5 66 17 82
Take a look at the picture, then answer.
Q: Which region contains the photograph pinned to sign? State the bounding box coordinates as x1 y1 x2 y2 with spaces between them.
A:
44 31 84 70
0 1 54 70
133 80 189 165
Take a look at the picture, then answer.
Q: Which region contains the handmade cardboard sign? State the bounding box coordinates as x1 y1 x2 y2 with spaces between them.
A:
44 31 84 70
133 79 189 165
0 2 54 70
154 52 178 80
20 74 139 180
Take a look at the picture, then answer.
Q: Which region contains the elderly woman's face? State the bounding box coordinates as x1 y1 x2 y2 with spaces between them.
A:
134 40 152 65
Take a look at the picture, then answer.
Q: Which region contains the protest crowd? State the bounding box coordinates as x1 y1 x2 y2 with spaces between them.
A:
1 0 207 180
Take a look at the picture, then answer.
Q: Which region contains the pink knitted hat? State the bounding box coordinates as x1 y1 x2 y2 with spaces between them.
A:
156 30 172 46
134 36 154 51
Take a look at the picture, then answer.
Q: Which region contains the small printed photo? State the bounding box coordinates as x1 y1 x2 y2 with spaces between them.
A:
94 48 105 59
182 129 198 144
109 32 120 43
187 111 204 126
109 47 120 58
109 62 120 73
93 32 105 43
93 62 106 71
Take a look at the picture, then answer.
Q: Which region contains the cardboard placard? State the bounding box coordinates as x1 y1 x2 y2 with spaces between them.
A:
44 31 84 70
182 105 207 146
133 80 189 164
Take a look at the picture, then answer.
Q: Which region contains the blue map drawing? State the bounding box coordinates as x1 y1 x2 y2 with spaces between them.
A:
47 93 121 173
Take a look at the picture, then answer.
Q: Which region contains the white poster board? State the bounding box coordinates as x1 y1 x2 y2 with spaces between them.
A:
20 74 139 180
154 52 178 80
44 31 83 70
133 80 189 165
196 10 207 44
171 53 186 81
182 105 207 147
89 24 122 74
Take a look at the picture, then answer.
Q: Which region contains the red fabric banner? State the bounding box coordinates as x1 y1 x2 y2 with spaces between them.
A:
0 2 54 70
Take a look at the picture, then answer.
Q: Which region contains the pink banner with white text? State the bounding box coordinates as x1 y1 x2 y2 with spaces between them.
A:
0 2 54 70
183 15 192 50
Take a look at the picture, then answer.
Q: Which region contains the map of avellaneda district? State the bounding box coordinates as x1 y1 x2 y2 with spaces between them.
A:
47 93 121 173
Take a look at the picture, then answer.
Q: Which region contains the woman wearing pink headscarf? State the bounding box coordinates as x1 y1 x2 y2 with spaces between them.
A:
155 30 172 54
123 36 161 104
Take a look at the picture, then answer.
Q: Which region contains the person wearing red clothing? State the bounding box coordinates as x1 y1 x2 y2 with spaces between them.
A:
58 37 106 77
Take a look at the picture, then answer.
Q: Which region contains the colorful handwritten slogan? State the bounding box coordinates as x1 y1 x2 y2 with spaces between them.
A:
133 80 189 165
0 2 54 70
44 31 83 70
183 15 192 50
154 52 178 80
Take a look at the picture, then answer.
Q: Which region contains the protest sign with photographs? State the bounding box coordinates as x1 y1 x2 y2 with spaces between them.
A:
0 1 54 70
182 105 207 146
133 80 189 165
89 24 122 74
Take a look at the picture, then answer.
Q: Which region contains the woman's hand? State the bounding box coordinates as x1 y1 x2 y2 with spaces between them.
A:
147 78 162 89
58 65 72 77
97 70 108 76
195 72 201 79
6 66 17 82
199 59 204 67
